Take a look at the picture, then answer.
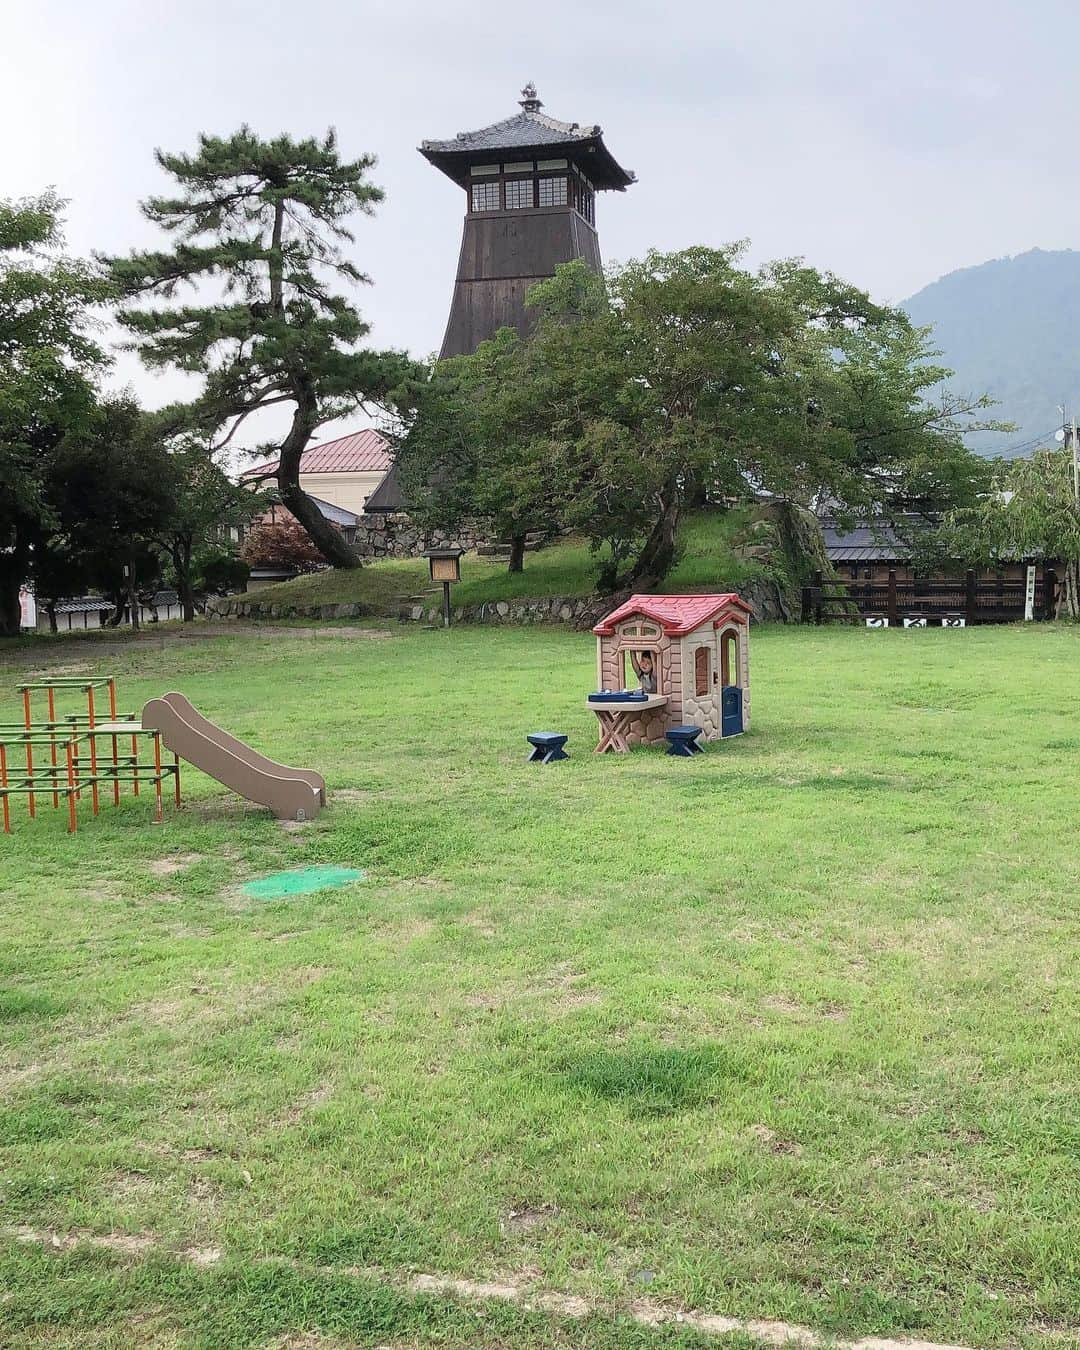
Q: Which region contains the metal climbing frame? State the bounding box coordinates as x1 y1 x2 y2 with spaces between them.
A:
0 678 180 834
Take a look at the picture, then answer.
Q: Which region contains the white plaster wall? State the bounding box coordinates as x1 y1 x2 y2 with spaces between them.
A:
298 471 386 515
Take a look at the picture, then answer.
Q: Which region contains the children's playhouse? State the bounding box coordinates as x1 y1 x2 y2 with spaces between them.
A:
588 594 753 752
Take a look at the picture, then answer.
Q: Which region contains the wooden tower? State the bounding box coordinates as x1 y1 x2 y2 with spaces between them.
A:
366 84 635 512
422 82 635 358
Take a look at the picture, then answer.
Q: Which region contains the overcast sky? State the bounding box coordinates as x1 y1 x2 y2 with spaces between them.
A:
4 0 1077 446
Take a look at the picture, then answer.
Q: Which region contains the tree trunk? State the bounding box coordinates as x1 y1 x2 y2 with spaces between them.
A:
127 565 140 632
507 532 526 574
1056 558 1080 619
173 538 196 622
0 557 22 639
277 403 361 569
46 602 58 634
626 485 681 587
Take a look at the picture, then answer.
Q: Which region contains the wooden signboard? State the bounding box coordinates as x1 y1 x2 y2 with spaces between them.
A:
431 556 460 583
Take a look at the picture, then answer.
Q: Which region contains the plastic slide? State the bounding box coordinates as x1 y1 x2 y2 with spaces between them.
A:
141 692 326 821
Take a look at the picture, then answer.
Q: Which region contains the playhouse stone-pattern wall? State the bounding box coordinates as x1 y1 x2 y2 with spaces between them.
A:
678 625 752 737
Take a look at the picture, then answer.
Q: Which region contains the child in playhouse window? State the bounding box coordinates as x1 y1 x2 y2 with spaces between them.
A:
630 650 657 694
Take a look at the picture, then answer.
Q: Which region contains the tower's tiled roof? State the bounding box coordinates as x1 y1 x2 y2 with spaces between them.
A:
420 86 635 191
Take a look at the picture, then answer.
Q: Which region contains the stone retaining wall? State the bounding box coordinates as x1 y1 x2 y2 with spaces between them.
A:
207 575 786 627
352 512 487 560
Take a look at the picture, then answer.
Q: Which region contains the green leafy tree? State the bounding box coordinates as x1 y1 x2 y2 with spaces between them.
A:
151 432 263 620
944 447 1080 617
398 248 995 591
0 193 109 635
42 397 176 630
397 328 563 573
104 127 418 569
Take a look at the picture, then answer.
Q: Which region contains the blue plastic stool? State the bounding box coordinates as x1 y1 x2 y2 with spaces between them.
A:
527 732 569 764
665 725 704 757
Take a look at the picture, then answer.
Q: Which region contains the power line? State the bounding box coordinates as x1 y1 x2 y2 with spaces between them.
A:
994 427 1060 457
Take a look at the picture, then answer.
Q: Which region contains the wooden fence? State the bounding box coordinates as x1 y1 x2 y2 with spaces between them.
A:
801 569 1058 626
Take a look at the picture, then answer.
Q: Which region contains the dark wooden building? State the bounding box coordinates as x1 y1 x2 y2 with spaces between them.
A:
816 515 1060 623
366 84 635 513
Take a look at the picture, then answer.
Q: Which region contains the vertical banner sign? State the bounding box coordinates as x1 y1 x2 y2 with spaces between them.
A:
18 587 36 630
1024 564 1036 622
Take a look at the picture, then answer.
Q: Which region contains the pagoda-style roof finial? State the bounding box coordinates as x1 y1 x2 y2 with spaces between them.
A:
519 81 543 112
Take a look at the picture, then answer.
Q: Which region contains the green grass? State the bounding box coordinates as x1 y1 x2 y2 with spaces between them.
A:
253 508 767 612
0 622 1078 1348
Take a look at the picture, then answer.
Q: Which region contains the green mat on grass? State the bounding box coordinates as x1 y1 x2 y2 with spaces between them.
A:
241 866 366 900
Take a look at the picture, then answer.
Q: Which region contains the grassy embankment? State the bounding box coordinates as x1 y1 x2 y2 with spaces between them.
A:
249 508 770 612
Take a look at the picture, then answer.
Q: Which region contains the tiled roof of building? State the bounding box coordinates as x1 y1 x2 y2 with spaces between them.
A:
420 85 635 191
54 596 109 614
307 494 360 527
593 593 753 637
243 428 391 479
363 462 402 513
423 109 600 154
820 518 910 562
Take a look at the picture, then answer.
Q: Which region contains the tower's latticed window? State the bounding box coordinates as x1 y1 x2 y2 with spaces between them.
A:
470 181 500 212
504 178 533 210
538 176 568 207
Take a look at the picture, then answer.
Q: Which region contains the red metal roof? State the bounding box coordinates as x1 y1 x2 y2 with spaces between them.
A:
593 593 753 637
243 428 391 477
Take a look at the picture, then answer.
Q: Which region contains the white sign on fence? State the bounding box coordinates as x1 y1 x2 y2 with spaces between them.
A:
903 616 928 628
1024 564 1036 622
942 616 966 628
865 616 888 628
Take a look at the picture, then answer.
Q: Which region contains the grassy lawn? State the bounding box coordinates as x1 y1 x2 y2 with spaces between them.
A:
0 621 1077 1348
253 509 768 612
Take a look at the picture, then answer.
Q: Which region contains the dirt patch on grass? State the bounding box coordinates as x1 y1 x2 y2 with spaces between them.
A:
539 966 602 1014
748 1124 804 1157
179 1243 223 1268
107 1169 158 1199
0 1062 43 1091
26 662 92 678
8 1225 156 1257
3 1227 991 1348
760 993 803 1015
501 1204 557 1236
149 854 204 877
283 1081 334 1124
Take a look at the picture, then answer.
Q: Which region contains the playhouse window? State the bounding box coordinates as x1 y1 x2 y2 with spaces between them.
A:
694 646 710 697
721 631 739 687
621 648 659 693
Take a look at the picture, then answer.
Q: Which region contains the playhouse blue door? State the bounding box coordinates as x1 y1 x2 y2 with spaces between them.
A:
721 685 743 737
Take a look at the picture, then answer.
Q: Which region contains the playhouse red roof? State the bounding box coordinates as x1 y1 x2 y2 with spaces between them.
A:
592 593 753 637
242 428 391 478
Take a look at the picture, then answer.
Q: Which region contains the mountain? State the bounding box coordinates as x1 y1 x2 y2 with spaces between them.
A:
901 247 1080 457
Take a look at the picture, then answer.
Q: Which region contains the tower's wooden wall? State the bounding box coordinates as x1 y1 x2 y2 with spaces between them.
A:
440 207 602 359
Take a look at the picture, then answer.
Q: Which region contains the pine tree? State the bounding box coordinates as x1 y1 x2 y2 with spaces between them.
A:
105 127 416 568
